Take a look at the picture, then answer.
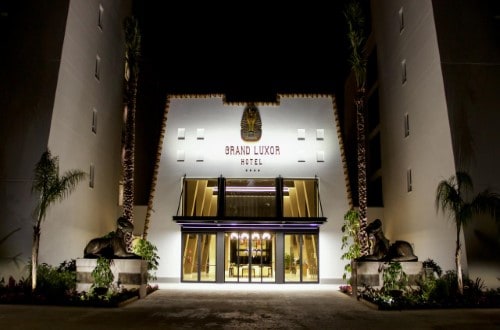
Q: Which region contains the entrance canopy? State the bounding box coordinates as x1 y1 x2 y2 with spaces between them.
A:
173 176 327 230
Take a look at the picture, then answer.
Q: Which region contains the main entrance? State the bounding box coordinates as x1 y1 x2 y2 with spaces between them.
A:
175 177 326 283
225 231 275 283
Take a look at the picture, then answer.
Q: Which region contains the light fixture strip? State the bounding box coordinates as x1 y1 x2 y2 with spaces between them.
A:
212 186 289 193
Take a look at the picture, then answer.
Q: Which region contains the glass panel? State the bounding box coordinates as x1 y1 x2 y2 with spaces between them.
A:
182 233 216 282
183 179 218 216
283 179 318 217
182 233 198 281
302 234 319 282
250 232 275 283
284 234 300 282
284 233 318 283
225 179 276 217
225 231 275 283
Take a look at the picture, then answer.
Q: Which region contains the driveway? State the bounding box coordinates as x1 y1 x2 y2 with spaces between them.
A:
1 284 499 329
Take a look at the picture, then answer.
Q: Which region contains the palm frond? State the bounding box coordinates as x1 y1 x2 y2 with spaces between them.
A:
123 16 141 76
0 228 21 245
344 1 367 88
455 171 473 196
57 170 87 202
470 190 500 222
435 179 460 215
32 149 86 223
32 150 58 194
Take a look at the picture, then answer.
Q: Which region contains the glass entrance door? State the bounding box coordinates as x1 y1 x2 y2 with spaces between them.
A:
225 231 275 283
181 233 216 282
284 234 318 282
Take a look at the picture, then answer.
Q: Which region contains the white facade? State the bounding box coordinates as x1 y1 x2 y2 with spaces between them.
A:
148 95 351 283
0 0 130 280
372 0 459 273
372 0 500 288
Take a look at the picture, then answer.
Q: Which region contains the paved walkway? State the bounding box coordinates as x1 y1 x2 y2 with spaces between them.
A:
1 284 499 329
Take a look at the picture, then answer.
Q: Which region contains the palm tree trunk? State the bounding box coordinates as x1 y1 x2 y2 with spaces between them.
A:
122 16 141 250
31 222 41 291
123 77 137 251
355 87 369 256
123 92 136 223
456 224 464 294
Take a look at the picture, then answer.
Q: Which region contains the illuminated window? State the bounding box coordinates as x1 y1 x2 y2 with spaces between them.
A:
92 108 97 134
407 169 412 192
284 234 318 283
95 55 101 80
401 59 407 84
399 7 404 33
89 164 95 188
118 180 123 205
404 113 409 137
98 4 104 30
180 177 320 218
225 178 277 217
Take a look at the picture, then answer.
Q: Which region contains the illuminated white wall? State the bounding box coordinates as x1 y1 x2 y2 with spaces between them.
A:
42 0 129 266
148 95 351 283
0 0 130 281
372 0 459 273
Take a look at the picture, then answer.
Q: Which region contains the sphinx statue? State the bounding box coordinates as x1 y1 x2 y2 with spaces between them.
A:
357 219 418 262
84 216 140 259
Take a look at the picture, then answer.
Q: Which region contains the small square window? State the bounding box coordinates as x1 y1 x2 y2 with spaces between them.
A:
92 108 97 134
177 150 185 162
399 7 404 33
316 151 325 162
316 129 324 140
297 129 306 140
401 59 407 84
407 169 412 192
118 180 123 205
177 128 185 140
404 113 409 137
297 150 306 162
95 55 101 81
89 164 95 188
196 128 205 140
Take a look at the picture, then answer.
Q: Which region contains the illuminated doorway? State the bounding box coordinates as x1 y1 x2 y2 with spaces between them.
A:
225 231 276 283
181 233 216 282
284 234 318 282
175 176 325 283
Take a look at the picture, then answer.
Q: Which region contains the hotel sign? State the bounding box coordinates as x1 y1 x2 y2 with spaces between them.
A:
225 145 281 166
224 104 281 170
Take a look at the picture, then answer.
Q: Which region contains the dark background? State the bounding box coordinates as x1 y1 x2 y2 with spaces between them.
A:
133 1 358 101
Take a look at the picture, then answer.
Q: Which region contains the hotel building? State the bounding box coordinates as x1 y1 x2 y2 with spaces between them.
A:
1 0 498 288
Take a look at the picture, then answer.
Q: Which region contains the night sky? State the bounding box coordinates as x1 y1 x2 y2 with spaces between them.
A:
133 1 359 103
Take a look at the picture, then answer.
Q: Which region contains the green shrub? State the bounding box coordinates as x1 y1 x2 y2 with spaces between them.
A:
91 257 114 295
340 209 361 282
132 238 159 281
382 262 408 293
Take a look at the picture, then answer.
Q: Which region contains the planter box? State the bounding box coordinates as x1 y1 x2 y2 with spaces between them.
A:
76 258 148 298
351 260 423 297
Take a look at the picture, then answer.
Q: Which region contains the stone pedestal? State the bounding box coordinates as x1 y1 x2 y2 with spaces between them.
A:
76 258 148 298
351 260 423 297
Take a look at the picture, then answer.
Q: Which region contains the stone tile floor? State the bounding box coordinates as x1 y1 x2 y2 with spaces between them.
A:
0 284 499 329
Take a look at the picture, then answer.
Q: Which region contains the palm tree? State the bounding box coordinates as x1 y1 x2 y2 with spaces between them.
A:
344 0 369 256
31 149 86 291
122 16 141 249
435 171 500 294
